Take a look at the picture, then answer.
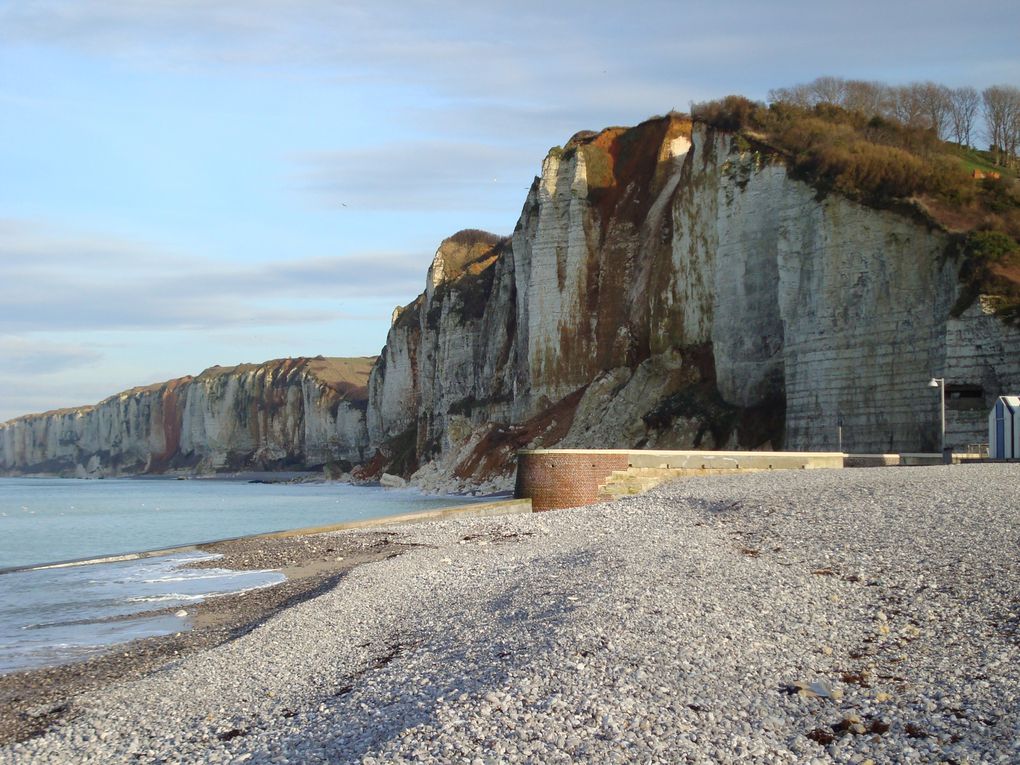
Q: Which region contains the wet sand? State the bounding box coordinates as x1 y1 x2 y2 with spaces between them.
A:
0 530 420 745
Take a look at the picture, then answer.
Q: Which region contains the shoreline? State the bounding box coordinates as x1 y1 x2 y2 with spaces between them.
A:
0 529 413 745
0 499 530 745
0 494 522 575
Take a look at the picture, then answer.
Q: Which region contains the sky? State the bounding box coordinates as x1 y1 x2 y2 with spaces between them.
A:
2 0 1019 422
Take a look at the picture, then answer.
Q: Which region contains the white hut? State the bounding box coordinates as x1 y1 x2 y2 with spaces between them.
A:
989 396 1020 459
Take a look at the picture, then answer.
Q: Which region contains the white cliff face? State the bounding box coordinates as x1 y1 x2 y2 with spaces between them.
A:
665 127 1020 452
367 301 422 446
0 382 189 477
670 127 966 452
0 358 371 476
366 232 519 484
510 150 596 406
770 180 957 452
369 116 1020 487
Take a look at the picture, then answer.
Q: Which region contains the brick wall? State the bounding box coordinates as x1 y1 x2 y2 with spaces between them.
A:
514 451 628 511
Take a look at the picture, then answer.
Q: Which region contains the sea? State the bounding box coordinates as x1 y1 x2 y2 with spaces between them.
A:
0 477 476 673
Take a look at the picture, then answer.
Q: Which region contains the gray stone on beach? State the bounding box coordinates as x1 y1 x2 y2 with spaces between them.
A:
2 464 1019 763
378 473 408 489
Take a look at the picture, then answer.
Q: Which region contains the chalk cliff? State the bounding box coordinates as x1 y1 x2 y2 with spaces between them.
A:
0 357 372 476
367 116 1020 491
4 114 1018 484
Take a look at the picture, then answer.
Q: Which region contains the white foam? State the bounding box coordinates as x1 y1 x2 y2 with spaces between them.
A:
126 593 208 603
142 570 256 584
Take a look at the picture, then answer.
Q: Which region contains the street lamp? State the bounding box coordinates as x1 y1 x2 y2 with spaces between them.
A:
928 377 945 454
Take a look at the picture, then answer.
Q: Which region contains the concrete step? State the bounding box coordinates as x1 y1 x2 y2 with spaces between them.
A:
598 484 652 499
597 468 687 499
597 464 769 501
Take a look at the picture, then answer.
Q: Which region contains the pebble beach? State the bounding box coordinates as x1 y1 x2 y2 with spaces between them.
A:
2 463 1018 763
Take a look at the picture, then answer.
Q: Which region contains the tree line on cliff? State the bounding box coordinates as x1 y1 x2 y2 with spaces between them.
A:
766 76 1020 168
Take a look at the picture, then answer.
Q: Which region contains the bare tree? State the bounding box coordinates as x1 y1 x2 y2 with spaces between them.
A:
1011 113 1020 169
842 79 888 116
769 77 852 109
983 85 1020 166
768 82 815 108
918 82 952 139
767 77 1020 163
808 76 847 106
889 84 929 129
948 86 980 147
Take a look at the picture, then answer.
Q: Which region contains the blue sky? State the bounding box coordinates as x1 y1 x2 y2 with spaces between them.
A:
2 0 1018 421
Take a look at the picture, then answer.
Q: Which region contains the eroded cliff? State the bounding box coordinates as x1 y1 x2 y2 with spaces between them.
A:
0 357 373 476
366 115 1020 491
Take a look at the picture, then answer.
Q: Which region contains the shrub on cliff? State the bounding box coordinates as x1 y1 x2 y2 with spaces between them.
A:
954 230 1020 321
690 95 765 132
693 97 987 212
966 230 1019 263
765 105 972 205
980 174 1020 213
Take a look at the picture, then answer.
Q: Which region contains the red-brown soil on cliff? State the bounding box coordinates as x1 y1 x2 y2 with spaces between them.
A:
453 386 588 483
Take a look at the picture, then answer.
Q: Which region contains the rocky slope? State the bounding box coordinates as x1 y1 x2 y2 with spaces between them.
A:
4 114 1019 485
0 357 373 477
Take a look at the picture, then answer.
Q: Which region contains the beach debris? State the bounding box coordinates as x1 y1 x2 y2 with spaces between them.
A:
175 610 188 618
806 727 835 745
781 678 844 701
807 714 886 745
832 714 867 735
904 722 930 738
869 718 891 734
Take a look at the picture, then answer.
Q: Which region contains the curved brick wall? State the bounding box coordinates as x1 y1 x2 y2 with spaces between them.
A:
514 450 628 511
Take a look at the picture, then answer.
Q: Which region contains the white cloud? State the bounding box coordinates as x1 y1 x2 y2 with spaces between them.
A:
0 335 101 374
4 0 1017 96
292 141 536 212
0 219 432 333
3 0 1017 192
0 336 109 421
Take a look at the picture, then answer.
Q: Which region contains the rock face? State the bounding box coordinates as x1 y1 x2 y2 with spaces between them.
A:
5 115 1019 484
0 357 373 476
367 116 1020 490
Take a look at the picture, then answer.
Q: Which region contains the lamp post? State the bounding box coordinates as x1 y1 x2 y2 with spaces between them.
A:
928 377 945 454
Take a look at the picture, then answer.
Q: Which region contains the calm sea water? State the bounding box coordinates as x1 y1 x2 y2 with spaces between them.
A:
0 478 476 672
